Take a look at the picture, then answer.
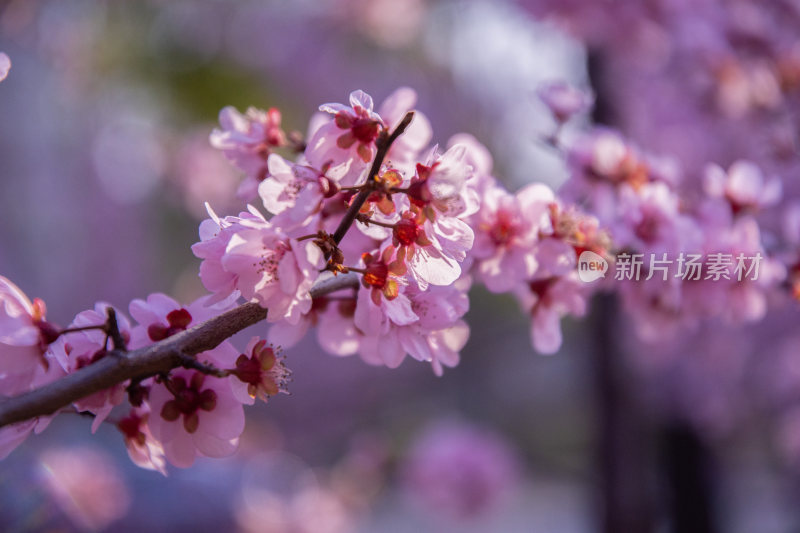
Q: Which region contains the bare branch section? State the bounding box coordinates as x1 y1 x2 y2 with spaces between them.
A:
0 275 361 429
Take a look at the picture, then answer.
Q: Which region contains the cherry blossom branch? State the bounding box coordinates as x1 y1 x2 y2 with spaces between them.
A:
331 111 414 244
0 278 358 429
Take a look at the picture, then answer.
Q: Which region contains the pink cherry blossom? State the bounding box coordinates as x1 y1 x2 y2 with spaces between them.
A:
354 281 470 375
306 90 385 186
210 106 287 201
470 183 554 292
49 303 132 431
147 365 245 468
128 292 237 349
230 337 290 404
117 408 167 474
222 223 323 324
0 276 58 396
516 274 588 354
407 143 476 218
258 154 346 223
613 182 702 255
193 204 324 322
191 204 266 304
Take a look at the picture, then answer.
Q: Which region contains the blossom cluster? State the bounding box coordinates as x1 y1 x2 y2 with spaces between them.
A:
5 82 794 474
562 127 785 340
203 87 609 367
0 283 289 470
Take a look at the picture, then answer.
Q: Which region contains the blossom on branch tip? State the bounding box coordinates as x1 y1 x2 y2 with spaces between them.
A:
306 90 385 185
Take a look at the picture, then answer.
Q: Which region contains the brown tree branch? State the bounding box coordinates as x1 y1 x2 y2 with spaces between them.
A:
0 276 362 429
331 111 415 245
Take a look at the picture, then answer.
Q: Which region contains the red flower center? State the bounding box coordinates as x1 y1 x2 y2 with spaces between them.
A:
148 308 193 341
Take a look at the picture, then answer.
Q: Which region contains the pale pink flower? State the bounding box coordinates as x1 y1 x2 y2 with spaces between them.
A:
117 408 167 474
258 154 346 222
355 282 470 375
0 276 58 396
210 106 287 201
402 420 520 519
235 474 355 533
148 365 245 468
191 204 266 304
537 80 594 122
407 143 476 218
703 160 782 214
193 204 324 322
516 274 588 354
0 52 10 83
39 447 131 531
381 207 474 289
49 303 132 431
306 90 385 186
221 221 324 324
470 183 554 292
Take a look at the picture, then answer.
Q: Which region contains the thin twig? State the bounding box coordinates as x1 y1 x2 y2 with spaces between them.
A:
331 111 414 245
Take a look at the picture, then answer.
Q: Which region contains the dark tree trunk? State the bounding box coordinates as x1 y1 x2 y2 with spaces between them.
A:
660 421 719 533
591 294 655 533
